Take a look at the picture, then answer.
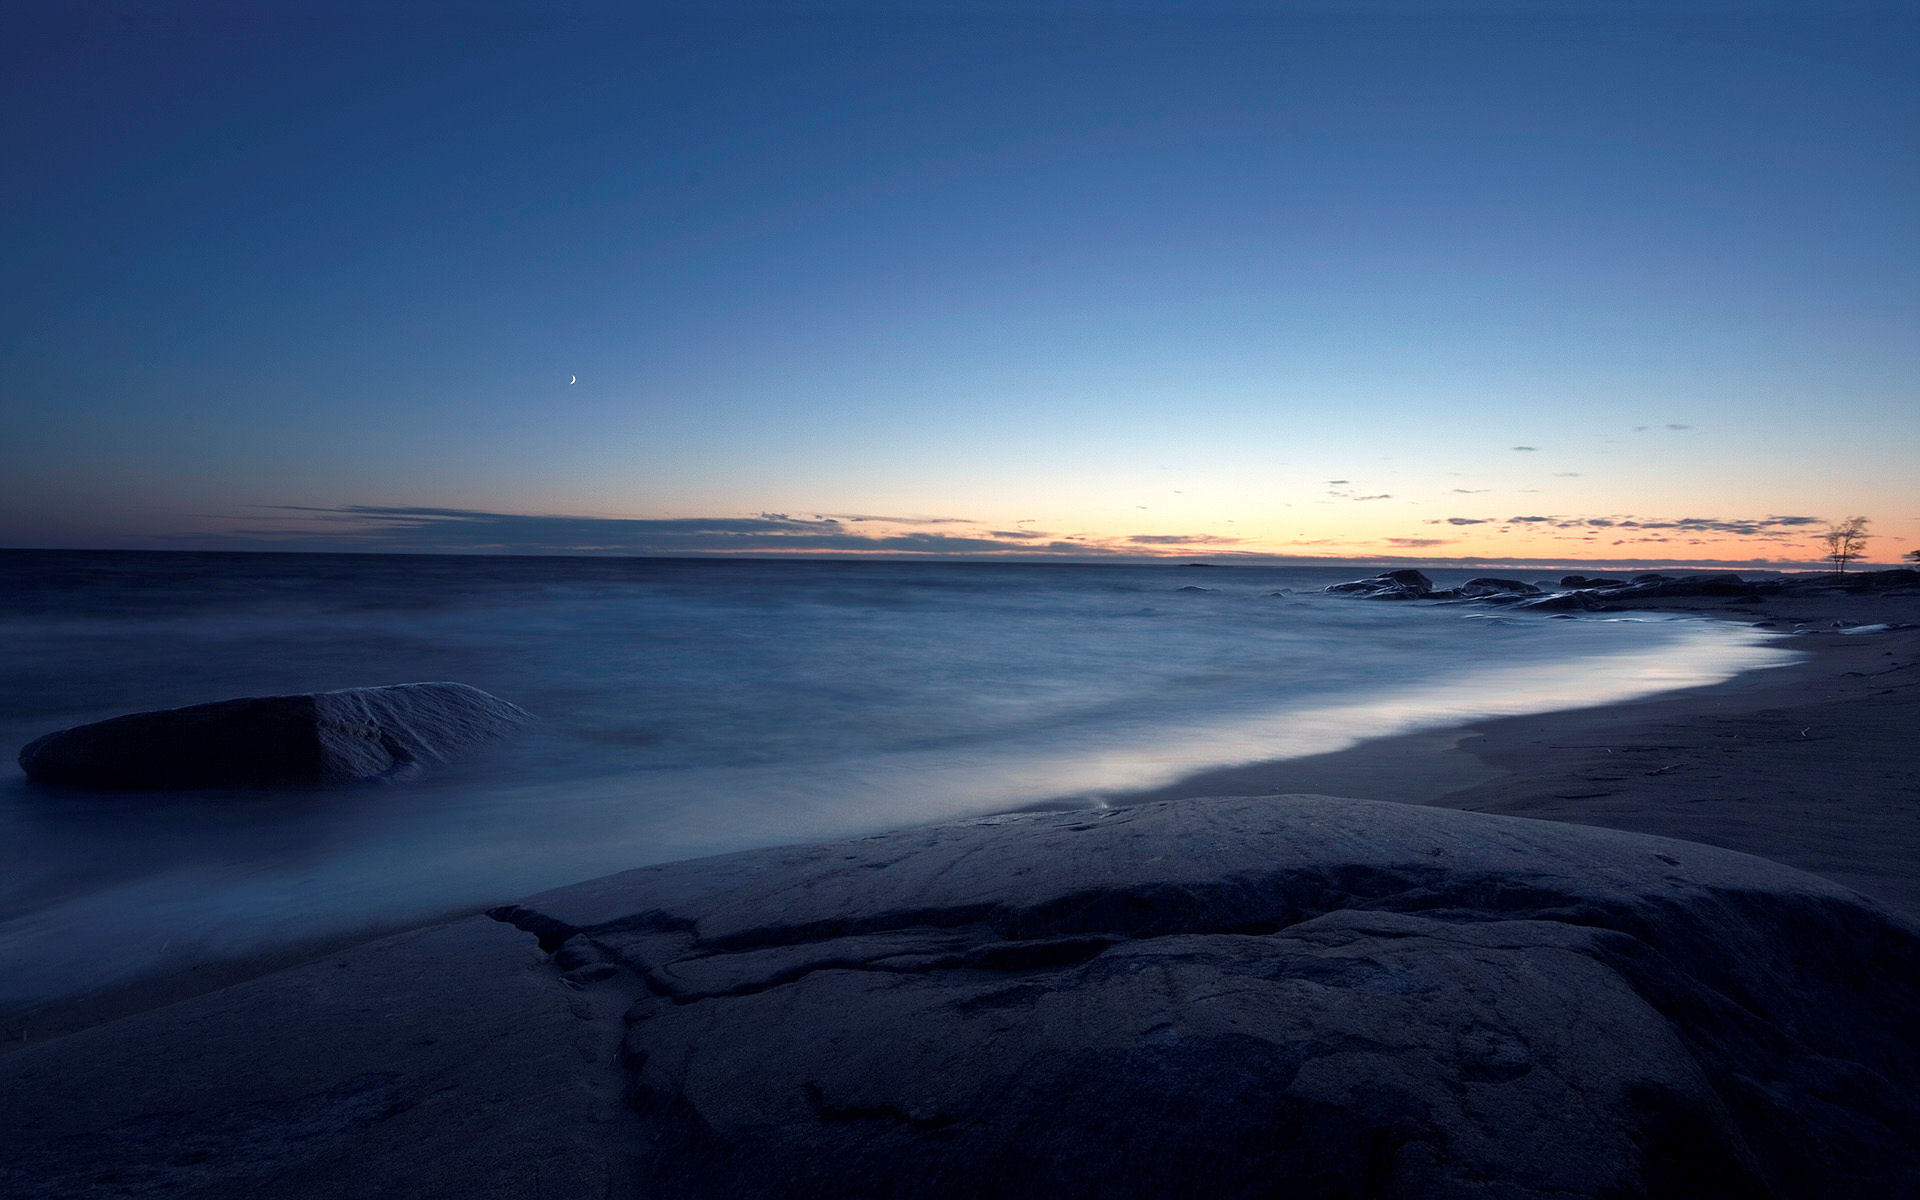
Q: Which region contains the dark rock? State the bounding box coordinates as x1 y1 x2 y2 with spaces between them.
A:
1691 574 1754 597
1377 567 1433 589
1325 569 1434 600
1514 590 1606 612
1837 568 1920 591
1458 577 1541 599
17 682 529 789
1561 574 1628 589
1606 574 1761 601
497 795 1920 1200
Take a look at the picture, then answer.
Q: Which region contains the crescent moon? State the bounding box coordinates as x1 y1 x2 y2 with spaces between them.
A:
569 375 577 385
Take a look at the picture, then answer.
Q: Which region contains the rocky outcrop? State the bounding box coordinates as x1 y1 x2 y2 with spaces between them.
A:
1321 574 1541 604
493 794 1920 1199
17 682 528 789
1454 576 1541 600
1328 567 1920 612
1561 574 1629 589
1512 589 1606 612
1324 569 1436 600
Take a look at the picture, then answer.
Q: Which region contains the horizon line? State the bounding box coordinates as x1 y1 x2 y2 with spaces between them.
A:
3 544 1908 575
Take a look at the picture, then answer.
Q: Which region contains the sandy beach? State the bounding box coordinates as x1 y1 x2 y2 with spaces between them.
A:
1110 588 1920 916
4 582 1917 1197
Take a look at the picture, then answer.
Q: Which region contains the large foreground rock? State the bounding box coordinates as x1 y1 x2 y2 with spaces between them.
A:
17 682 528 788
496 794 1920 1199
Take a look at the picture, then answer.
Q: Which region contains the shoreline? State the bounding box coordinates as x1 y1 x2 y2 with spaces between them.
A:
1090 588 1919 915
5 581 1917 1196
5 584 1916 1052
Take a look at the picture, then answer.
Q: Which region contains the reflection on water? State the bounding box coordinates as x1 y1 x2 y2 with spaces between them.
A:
0 551 1796 1007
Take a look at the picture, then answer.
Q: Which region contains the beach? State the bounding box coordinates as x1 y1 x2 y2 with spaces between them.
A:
1111 587 1920 916
3 580 1917 1197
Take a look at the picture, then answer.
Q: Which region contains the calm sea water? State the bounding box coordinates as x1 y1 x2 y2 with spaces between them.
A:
0 550 1792 1007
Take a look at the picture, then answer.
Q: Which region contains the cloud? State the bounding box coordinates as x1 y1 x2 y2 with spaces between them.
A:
1511 446 1538 452
1385 537 1450 548
988 529 1047 540
1127 534 1242 545
1425 511 1831 543
1326 479 1350 485
1553 472 1582 477
1451 488 1487 495
818 512 972 524
1353 494 1392 501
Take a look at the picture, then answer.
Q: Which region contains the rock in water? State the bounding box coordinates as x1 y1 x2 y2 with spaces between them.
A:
1324 569 1435 600
18 682 529 788
495 794 1920 1199
1456 576 1541 598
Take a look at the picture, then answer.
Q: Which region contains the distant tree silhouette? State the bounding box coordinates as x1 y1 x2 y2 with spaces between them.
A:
1907 549 1920 565
1822 517 1869 578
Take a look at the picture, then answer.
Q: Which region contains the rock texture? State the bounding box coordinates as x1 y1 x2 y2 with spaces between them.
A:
17 682 528 789
1327 567 1920 612
1456 576 1542 599
493 794 1920 1200
0 917 633 1200
1324 568 1437 600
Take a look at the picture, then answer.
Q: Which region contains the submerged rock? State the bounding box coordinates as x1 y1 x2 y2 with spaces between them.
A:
1513 589 1606 612
18 682 528 789
496 794 1920 1199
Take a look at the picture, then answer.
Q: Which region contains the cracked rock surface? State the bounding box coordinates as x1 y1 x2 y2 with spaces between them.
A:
496 794 1920 1199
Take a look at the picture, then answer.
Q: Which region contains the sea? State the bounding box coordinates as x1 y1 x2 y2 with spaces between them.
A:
0 550 1795 1011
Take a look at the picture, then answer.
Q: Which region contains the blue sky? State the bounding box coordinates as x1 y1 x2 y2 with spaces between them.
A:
4 1 1914 565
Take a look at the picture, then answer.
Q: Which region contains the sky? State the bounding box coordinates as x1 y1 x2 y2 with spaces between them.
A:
3 1 1915 568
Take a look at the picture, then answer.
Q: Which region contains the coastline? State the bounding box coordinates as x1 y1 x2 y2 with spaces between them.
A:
6 584 1915 1053
1097 587 1920 915
4 581 1918 1196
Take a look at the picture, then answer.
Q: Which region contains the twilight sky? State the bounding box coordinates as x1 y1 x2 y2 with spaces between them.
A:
4 1 1915 566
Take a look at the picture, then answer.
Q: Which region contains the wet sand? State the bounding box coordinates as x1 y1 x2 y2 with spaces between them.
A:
1103 589 1920 915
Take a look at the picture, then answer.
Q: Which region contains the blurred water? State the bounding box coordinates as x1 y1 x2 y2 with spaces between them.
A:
0 550 1792 1007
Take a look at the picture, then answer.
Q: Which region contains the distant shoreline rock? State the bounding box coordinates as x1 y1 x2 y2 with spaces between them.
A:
1326 567 1920 611
17 682 529 790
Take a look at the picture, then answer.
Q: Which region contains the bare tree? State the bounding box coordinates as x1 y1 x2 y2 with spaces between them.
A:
1822 516 1869 578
